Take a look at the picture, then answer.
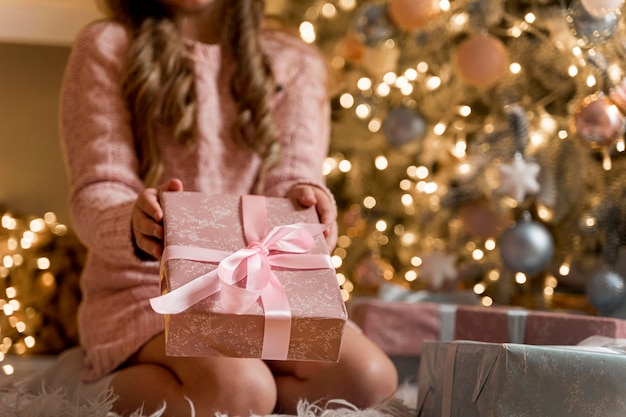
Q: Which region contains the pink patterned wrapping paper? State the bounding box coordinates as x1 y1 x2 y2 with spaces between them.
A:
350 299 626 357
349 300 440 357
454 304 626 345
155 192 347 362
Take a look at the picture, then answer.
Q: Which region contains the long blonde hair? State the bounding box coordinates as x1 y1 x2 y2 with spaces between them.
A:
99 0 280 191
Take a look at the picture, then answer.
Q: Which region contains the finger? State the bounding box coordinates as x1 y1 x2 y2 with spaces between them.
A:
161 178 184 192
133 213 165 259
314 195 336 225
317 205 335 225
137 235 164 260
288 185 316 206
136 189 163 222
298 187 317 206
323 222 338 250
136 215 164 240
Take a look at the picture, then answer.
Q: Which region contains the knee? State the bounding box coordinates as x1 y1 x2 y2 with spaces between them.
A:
336 330 399 407
356 353 399 403
210 360 277 416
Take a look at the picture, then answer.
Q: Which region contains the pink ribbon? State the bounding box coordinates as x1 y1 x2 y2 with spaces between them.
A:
150 195 333 360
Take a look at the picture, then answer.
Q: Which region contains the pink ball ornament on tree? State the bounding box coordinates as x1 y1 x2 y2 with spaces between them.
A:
353 255 393 294
388 0 441 31
571 93 626 150
455 34 510 88
459 198 513 239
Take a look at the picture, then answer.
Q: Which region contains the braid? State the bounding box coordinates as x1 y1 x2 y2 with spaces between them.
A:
229 0 281 194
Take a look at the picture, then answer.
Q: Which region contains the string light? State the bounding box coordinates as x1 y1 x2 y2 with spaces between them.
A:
0 209 84 367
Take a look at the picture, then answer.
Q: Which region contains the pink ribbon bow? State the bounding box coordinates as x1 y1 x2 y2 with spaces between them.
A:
150 195 333 360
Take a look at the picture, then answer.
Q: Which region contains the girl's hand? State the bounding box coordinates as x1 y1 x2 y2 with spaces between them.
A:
287 184 338 250
131 178 184 260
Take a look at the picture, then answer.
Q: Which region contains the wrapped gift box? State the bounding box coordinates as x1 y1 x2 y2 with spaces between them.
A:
350 299 626 380
151 192 347 361
417 340 626 416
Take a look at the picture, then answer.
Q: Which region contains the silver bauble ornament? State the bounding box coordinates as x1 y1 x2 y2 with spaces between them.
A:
381 105 427 147
499 219 554 275
353 3 395 47
568 0 620 45
586 269 626 314
581 0 624 18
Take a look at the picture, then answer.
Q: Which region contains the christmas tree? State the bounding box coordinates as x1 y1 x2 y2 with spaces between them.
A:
3 0 626 363
0 210 84 363
271 0 626 315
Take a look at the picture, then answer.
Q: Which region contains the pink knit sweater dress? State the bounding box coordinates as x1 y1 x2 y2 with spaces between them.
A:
59 20 333 382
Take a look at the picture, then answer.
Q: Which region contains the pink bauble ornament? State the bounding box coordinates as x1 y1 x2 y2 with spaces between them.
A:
571 93 626 149
336 31 365 63
455 34 510 88
353 255 393 294
459 199 513 239
388 0 440 31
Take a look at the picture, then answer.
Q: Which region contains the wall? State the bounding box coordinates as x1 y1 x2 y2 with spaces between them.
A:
0 1 101 225
0 42 72 224
0 0 101 46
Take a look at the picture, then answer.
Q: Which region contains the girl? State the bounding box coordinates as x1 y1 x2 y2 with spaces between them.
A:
53 0 399 415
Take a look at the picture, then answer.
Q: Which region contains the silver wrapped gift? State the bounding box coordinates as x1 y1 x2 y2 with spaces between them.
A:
417 339 626 417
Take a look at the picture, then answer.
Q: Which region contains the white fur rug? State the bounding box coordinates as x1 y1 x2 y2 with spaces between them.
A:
0 379 417 417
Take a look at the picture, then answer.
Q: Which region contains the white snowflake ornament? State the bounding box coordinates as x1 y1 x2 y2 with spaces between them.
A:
496 153 540 203
419 250 458 290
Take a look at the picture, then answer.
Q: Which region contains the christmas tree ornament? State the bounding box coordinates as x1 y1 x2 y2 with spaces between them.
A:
496 153 541 204
388 0 440 31
499 216 554 276
381 104 427 148
586 269 626 314
581 0 625 17
568 0 620 45
418 250 458 290
459 198 513 239
571 93 626 150
353 2 395 47
353 254 394 294
455 34 510 88
334 31 365 64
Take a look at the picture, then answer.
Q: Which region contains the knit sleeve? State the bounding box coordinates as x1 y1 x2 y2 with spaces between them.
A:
59 21 147 266
262 34 336 207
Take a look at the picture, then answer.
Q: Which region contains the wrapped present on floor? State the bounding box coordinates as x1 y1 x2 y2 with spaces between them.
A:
150 192 347 361
417 339 626 416
349 298 626 374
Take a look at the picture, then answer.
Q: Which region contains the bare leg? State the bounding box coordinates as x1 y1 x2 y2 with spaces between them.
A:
267 325 398 414
110 333 278 417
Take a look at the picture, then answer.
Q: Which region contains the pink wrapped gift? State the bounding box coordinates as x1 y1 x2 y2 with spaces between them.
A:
150 192 347 361
350 299 441 357
455 304 626 345
350 299 626 358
